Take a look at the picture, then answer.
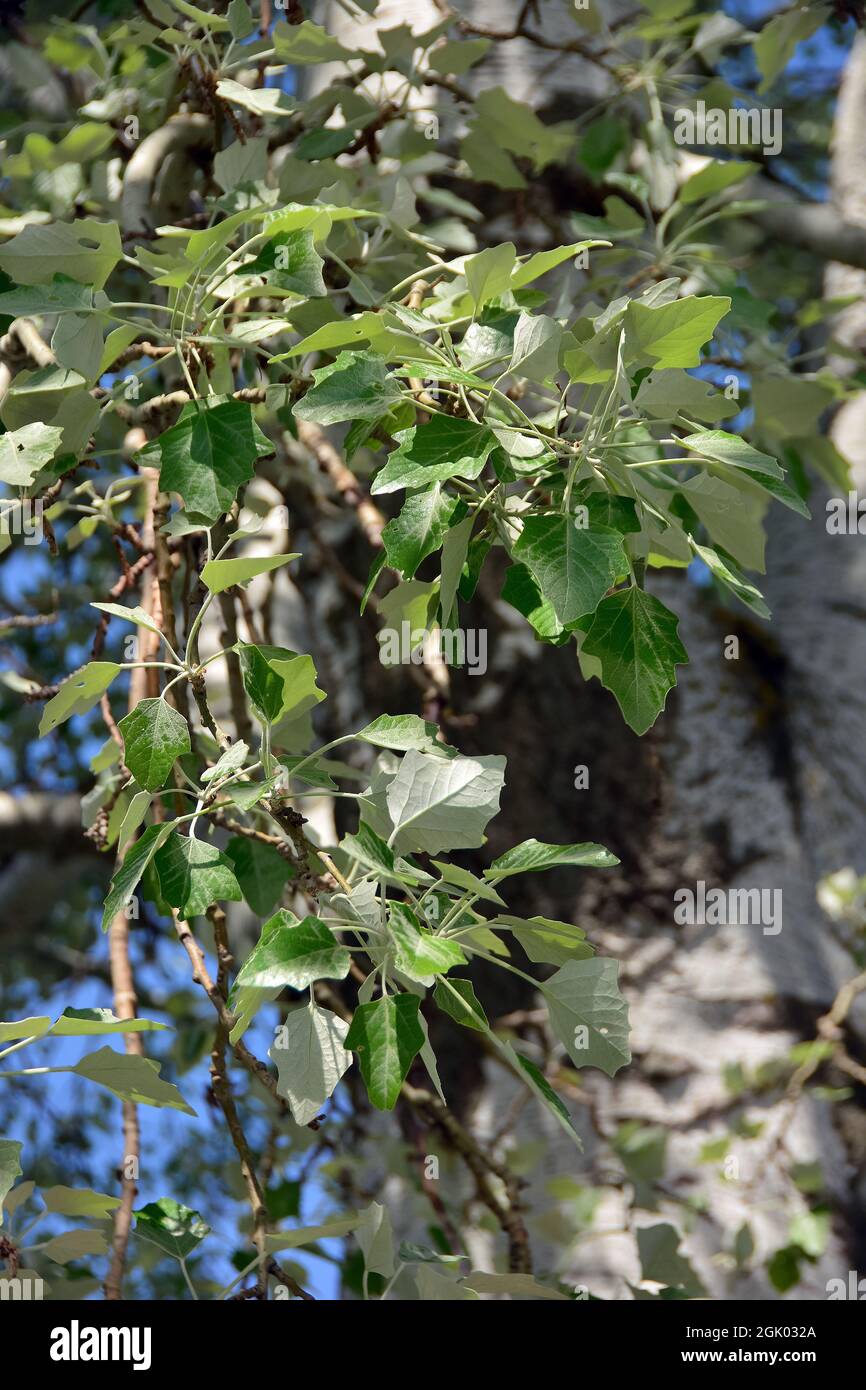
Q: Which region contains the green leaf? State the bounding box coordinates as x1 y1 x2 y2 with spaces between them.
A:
214 79 295 117
90 601 167 642
691 542 770 620
158 400 273 525
200 553 298 594
637 1223 706 1296
613 1122 667 1206
461 126 526 190
434 978 488 1031
117 790 151 849
42 1186 121 1218
225 837 294 916
371 417 497 495
72 1048 197 1114
510 241 603 290
119 698 191 792
339 822 397 879
227 0 254 40
472 87 573 170
43 1229 108 1264
387 902 467 983
501 1044 581 1145
514 515 625 627
429 36 491 74
355 1201 395 1278
501 563 564 641
264 1214 361 1252
385 750 506 855
625 295 730 368
0 365 98 456
1 1180 34 1221
38 662 121 737
439 513 474 626
154 832 243 919
487 839 618 878
272 17 352 64
680 429 782 480
393 361 491 389
633 369 738 424
167 0 230 29
376 580 438 650
90 737 120 775
0 1140 23 1226
0 1016 51 1043
243 230 325 298
493 914 593 966
507 312 563 382
229 982 281 1047
135 1198 210 1259
101 823 173 932
0 217 122 289
679 159 758 205
49 1007 168 1037
235 911 350 990
382 485 459 578
356 713 452 756
754 4 828 90
398 1241 463 1266
51 312 104 384
752 372 834 438
280 758 337 790
269 1003 352 1126
229 775 284 810
542 958 631 1077
214 135 268 192
236 644 326 726
294 351 402 427
578 587 688 735
464 242 516 308
732 465 811 519
200 740 249 784
463 1271 569 1300
345 994 425 1111
0 422 63 486
0 275 94 316
684 430 811 516
680 473 767 572
430 859 505 905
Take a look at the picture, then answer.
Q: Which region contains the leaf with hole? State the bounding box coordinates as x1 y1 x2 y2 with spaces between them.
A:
38 662 121 737
0 422 63 487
